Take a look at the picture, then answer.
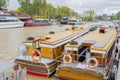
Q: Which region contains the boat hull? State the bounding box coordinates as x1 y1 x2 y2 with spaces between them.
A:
14 59 57 77
56 67 103 80
24 23 52 27
0 22 24 28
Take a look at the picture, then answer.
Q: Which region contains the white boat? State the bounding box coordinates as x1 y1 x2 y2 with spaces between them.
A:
0 11 24 28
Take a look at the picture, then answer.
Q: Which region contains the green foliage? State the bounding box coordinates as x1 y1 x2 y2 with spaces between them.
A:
0 0 7 10
17 0 78 19
15 7 23 12
55 14 62 21
111 11 120 20
81 10 97 21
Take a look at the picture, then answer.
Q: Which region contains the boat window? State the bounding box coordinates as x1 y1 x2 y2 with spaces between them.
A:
79 46 86 54
115 47 118 53
0 20 19 22
78 46 87 62
0 14 11 17
78 51 86 62
0 20 4 22
27 20 33 23
69 20 77 22
43 20 49 23
117 39 119 43
63 19 68 20
34 20 42 24
34 20 49 24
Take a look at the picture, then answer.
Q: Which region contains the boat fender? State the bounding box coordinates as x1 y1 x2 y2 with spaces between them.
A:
32 49 41 63
27 37 35 40
87 57 98 68
65 28 69 30
11 73 15 78
49 31 55 34
63 54 72 64
70 40 78 45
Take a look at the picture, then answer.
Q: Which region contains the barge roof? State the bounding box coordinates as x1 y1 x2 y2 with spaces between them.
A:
65 29 117 52
34 28 89 48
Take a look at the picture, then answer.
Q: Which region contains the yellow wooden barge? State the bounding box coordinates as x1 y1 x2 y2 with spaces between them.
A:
14 27 89 77
56 28 120 80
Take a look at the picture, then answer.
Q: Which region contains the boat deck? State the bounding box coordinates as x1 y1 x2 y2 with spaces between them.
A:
18 56 54 64
36 28 89 45
65 29 117 52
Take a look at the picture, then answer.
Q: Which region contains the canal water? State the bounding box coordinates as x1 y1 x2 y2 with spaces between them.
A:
0 23 120 80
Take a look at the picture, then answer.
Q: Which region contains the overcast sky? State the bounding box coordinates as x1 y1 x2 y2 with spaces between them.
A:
7 0 120 15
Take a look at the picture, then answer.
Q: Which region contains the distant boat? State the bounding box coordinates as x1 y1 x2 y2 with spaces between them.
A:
60 17 69 24
0 11 24 28
24 18 52 27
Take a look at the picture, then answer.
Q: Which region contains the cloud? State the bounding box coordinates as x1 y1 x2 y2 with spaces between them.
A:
7 0 20 10
46 0 120 15
7 0 120 15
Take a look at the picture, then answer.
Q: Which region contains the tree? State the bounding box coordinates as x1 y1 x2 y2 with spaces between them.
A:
46 3 56 19
17 0 79 20
81 10 97 21
0 0 7 10
56 6 79 19
111 11 120 20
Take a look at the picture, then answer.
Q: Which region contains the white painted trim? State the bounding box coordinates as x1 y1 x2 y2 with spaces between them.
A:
65 47 78 51
90 49 106 54
25 43 33 45
40 29 89 48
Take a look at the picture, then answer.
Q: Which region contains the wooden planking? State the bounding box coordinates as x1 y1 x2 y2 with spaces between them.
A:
91 29 117 51
38 29 86 44
59 67 103 77
15 59 57 73
41 46 63 59
65 43 78 48
41 47 54 59
57 69 103 80
65 29 117 52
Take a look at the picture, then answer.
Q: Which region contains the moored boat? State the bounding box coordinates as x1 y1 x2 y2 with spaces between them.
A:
14 26 89 78
24 18 52 27
56 27 120 80
0 11 24 28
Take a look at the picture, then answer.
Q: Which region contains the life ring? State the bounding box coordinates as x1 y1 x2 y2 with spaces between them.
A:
63 54 72 64
87 57 98 68
80 22 83 26
71 25 76 30
31 49 41 63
